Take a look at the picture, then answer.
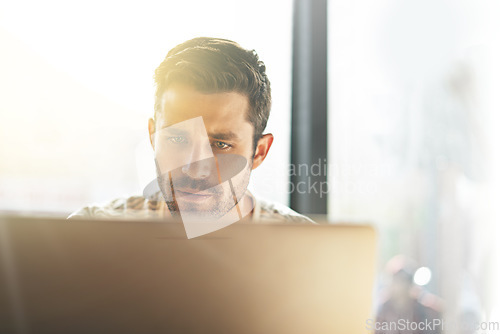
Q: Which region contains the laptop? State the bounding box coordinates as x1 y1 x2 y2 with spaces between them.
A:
0 215 377 334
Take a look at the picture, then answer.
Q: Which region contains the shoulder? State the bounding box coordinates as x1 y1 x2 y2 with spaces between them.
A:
253 196 315 224
68 195 163 219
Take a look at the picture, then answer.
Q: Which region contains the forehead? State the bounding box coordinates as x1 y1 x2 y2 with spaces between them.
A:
157 84 251 131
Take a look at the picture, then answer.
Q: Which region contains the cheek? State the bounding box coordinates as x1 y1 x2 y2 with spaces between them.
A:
226 164 252 196
217 143 253 164
235 142 255 161
234 150 254 170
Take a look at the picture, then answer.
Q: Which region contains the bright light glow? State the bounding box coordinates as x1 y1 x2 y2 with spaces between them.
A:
413 267 432 286
0 0 293 213
491 308 500 322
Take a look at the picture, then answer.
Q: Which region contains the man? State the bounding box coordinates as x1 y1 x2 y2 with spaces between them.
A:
70 37 312 226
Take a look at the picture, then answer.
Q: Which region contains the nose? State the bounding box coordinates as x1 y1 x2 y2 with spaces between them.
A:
181 144 213 179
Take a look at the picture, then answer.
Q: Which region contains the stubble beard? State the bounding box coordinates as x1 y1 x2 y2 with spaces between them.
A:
156 159 252 220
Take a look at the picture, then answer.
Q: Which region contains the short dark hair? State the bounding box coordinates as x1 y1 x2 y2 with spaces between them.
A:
154 37 271 146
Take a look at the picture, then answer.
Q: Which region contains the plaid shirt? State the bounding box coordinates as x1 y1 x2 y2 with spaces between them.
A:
69 191 314 224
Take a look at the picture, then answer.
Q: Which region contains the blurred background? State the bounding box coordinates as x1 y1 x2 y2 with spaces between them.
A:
1 0 499 331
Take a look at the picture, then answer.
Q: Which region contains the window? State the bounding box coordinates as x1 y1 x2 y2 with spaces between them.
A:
329 0 500 324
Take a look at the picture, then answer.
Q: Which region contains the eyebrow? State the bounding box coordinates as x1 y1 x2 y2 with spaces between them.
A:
159 127 189 136
209 131 239 141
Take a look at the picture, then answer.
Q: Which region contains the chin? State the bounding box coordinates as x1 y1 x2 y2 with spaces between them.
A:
176 195 234 219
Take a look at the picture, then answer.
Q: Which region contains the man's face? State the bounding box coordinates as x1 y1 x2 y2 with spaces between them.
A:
150 84 256 219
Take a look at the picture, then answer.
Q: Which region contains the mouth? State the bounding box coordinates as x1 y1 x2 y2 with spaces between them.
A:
175 189 214 202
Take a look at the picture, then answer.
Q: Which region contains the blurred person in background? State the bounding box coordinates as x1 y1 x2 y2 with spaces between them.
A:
376 256 442 334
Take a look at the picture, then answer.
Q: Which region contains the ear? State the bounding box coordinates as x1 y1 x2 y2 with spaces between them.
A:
148 118 156 149
252 134 274 170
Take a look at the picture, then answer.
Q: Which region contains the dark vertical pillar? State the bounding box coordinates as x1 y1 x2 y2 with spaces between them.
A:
290 0 328 215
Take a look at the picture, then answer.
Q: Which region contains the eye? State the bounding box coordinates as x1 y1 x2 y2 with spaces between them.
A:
212 141 231 150
167 136 187 144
